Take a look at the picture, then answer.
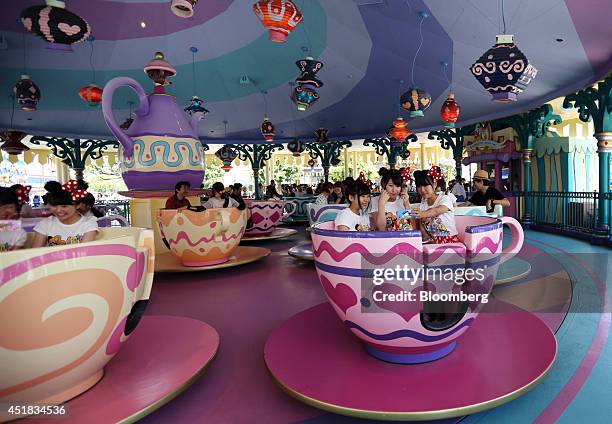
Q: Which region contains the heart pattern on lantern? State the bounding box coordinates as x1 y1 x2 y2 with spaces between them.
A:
22 18 32 31
58 23 81 36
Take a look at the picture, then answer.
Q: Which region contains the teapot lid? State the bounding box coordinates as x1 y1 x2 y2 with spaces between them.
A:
144 52 176 76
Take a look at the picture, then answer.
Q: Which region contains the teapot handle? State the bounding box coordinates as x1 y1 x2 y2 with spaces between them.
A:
101 77 149 157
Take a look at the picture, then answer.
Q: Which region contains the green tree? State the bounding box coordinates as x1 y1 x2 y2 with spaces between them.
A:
83 162 127 193
328 166 345 182
274 163 301 184
204 160 224 188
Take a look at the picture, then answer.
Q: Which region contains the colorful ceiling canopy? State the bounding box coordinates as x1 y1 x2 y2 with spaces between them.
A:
0 0 610 143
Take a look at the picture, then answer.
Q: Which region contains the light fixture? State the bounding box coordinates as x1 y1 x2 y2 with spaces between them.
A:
171 0 198 18
21 0 91 51
292 57 324 111
1 96 30 155
399 11 431 117
287 139 304 157
252 0 303 43
440 92 460 127
140 21 146 28
387 117 412 142
14 75 40 112
215 145 238 172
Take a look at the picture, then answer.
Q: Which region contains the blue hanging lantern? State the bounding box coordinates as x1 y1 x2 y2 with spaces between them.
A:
470 34 538 102
287 139 305 157
14 74 41 112
400 87 432 117
291 85 319 112
215 145 238 172
184 96 210 115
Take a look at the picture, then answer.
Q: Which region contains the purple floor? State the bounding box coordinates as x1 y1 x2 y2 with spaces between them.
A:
140 226 573 423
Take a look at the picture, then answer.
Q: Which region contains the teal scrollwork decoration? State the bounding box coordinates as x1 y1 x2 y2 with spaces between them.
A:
496 104 562 150
29 136 119 180
563 75 612 134
303 139 352 182
362 135 417 169
427 126 474 178
228 143 284 199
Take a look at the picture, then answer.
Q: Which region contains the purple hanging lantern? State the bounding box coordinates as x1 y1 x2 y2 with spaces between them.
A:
400 87 432 117
470 34 538 102
215 145 238 172
287 139 304 157
14 75 41 112
21 0 91 51
0 130 30 155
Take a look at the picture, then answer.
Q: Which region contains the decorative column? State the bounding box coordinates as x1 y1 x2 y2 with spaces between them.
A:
352 151 357 177
228 143 284 199
29 136 119 181
363 135 417 169
344 148 349 178
496 104 561 225
304 140 352 182
419 142 426 169
428 126 473 178
564 75 612 240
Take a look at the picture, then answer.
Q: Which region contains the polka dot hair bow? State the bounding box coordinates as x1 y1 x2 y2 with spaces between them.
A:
62 180 88 202
427 166 443 183
400 167 412 182
14 185 31 205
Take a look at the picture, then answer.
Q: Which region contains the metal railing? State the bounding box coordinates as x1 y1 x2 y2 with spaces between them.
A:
512 191 609 239
95 200 131 223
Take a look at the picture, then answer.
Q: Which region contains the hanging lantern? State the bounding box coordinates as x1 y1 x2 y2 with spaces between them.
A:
215 145 238 172
171 0 198 18
119 117 133 131
295 57 324 88
261 117 275 142
400 87 432 117
287 139 304 157
14 75 41 112
308 158 316 168
78 83 102 107
144 52 177 94
252 0 303 43
315 128 329 143
440 92 460 127
0 130 29 155
291 85 319 112
330 157 341 166
470 34 538 102
387 117 412 142
21 0 91 51
184 96 210 116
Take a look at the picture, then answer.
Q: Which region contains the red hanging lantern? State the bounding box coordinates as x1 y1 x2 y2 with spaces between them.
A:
252 0 303 43
387 117 412 142
0 130 29 155
78 83 103 107
441 92 460 127
261 117 275 142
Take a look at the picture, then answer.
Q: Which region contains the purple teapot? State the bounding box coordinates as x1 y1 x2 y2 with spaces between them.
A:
102 52 206 191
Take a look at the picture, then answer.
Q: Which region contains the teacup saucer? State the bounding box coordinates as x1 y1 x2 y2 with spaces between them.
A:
241 228 298 242
155 246 270 272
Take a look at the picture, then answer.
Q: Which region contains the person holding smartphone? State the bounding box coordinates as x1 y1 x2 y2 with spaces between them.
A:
371 167 411 231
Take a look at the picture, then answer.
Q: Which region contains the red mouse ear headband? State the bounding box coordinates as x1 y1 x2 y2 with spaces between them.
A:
427 166 443 183
14 185 31 205
62 180 89 202
400 167 412 182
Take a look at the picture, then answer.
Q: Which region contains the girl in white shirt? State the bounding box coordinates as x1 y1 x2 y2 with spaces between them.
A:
335 178 371 231
412 170 459 244
202 182 242 209
372 168 411 231
0 187 27 251
32 189 98 248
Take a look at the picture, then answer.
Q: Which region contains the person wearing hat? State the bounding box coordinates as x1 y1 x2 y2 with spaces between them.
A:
464 170 509 212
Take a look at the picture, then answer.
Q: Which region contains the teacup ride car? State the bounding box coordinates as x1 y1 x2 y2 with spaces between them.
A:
0 227 220 421
288 203 347 261
281 196 316 223
265 215 556 420
156 207 270 272
241 199 298 242
455 205 531 284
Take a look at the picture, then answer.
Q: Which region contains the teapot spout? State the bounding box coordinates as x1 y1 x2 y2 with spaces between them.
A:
190 111 206 137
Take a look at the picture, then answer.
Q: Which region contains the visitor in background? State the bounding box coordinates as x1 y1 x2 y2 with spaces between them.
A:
316 182 333 205
42 181 63 205
335 178 371 231
328 182 345 204
450 176 466 202
463 170 510 212
32 186 99 248
266 185 283 201
371 167 411 231
10 184 35 218
230 183 246 210
73 180 104 219
0 187 27 251
32 194 41 208
412 170 459 244
165 181 191 210
203 182 242 209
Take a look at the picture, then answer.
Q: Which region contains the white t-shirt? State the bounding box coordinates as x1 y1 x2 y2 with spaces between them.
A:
202 197 239 209
368 197 405 214
315 194 328 205
419 194 458 237
335 208 371 231
33 215 99 246
451 183 466 199
0 221 27 251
